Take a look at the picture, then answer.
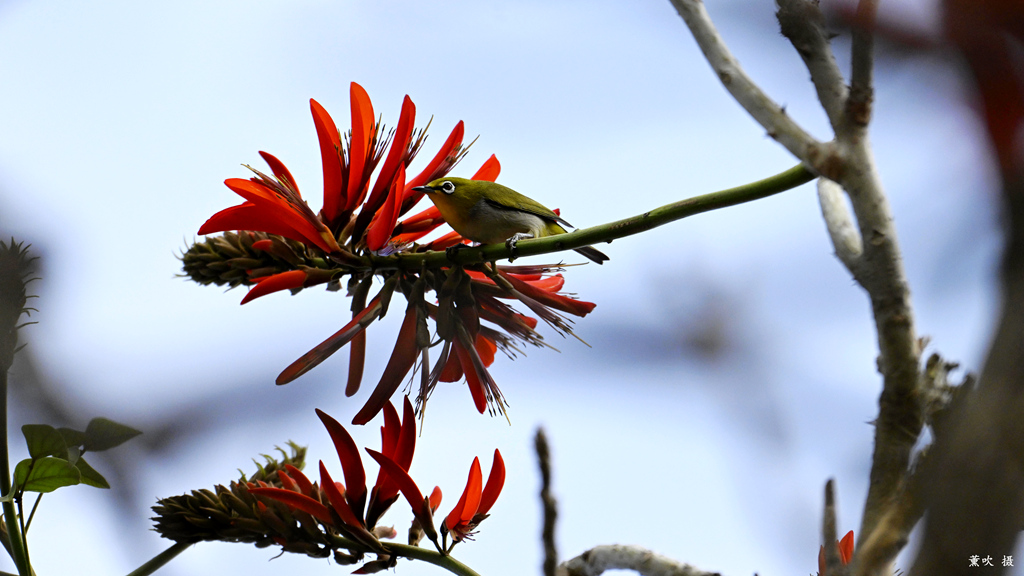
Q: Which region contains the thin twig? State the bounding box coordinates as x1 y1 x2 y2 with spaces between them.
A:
822 480 842 576
536 428 558 576
817 177 863 268
124 542 191 576
777 0 849 130
844 0 878 133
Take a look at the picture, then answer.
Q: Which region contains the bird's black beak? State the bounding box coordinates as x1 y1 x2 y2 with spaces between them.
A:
412 185 434 194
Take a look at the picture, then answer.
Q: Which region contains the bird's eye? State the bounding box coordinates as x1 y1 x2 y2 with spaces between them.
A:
441 181 455 195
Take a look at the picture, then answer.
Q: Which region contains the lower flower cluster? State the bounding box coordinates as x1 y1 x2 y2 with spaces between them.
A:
152 400 503 572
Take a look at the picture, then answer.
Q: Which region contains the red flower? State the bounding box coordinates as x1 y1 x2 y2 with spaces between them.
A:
248 399 418 556
442 449 505 547
367 448 504 554
200 82 469 261
817 530 854 576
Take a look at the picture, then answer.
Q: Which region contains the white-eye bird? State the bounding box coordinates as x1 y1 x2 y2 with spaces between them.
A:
412 177 609 264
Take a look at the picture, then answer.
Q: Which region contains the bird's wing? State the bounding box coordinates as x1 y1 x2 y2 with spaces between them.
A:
484 196 573 228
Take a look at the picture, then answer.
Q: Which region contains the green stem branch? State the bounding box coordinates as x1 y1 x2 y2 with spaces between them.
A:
124 542 191 576
0 370 28 576
327 535 481 576
374 163 815 269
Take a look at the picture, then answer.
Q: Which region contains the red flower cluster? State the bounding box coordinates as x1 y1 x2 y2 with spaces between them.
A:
194 82 596 423
199 82 475 293
248 399 503 563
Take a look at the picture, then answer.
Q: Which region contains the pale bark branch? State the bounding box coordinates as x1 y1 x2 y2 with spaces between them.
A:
777 0 849 131
668 0 822 163
556 545 721 576
817 177 863 268
671 0 923 560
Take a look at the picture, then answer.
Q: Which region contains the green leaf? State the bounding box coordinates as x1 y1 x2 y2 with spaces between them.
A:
10 460 28 490
57 427 88 448
14 457 80 493
74 457 109 489
22 425 68 459
83 418 142 452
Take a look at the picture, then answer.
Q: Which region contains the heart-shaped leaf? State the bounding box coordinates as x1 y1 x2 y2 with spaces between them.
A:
14 457 80 493
83 418 141 452
22 425 68 460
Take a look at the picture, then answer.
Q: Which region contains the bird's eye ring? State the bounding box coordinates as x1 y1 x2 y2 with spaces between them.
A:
441 181 455 195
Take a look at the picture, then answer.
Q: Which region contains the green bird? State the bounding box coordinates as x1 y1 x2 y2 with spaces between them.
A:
412 178 609 264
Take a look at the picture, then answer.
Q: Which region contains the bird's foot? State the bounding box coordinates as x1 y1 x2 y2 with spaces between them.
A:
505 233 533 262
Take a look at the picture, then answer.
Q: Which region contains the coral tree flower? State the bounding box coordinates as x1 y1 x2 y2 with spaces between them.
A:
817 530 854 576
248 403 502 562
248 398 418 560
441 449 505 547
367 447 504 554
190 82 598 422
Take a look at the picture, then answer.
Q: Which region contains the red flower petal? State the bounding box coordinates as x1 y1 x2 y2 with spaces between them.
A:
319 462 363 530
428 486 443 512
400 205 442 228
524 274 565 293
422 231 468 251
277 469 299 492
365 449 439 546
240 270 307 305
438 349 464 383
352 304 421 425
222 178 337 252
476 449 505 516
353 95 417 242
368 397 417 521
445 457 482 531
380 401 401 458
501 271 596 317
475 333 497 367
402 120 465 211
251 239 274 251
310 98 344 224
259 150 299 194
347 331 366 397
284 464 314 495
454 339 487 414
346 82 375 212
248 486 334 526
838 530 854 564
366 164 405 251
199 202 334 254
471 154 501 182
276 296 383 384
316 409 367 512
393 396 417 470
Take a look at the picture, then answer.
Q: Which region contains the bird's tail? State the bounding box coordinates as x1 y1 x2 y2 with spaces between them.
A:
574 246 609 265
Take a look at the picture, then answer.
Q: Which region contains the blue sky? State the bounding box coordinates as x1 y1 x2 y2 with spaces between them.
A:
0 1 1007 575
